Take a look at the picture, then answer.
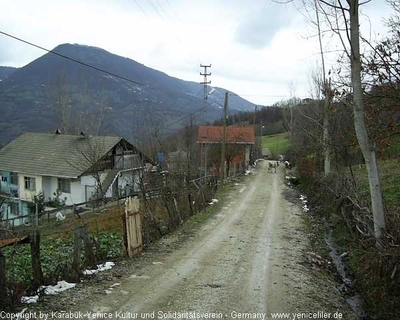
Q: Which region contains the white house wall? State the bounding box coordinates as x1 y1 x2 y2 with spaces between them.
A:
80 173 113 201
33 176 85 205
80 175 96 202
67 180 84 204
54 179 84 205
19 174 42 201
80 175 96 186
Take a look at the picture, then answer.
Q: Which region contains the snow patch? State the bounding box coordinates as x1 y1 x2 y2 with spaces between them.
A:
300 195 310 212
21 295 39 304
110 283 121 287
208 199 219 205
83 262 115 275
22 281 77 303
130 274 150 279
42 280 76 295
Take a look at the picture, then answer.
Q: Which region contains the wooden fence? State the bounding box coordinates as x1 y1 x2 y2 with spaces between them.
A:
122 196 142 257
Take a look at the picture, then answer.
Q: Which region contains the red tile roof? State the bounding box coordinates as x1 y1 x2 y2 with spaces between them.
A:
197 126 255 144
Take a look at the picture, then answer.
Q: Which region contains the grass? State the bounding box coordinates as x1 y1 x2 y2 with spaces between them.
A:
294 155 400 319
3 231 123 285
182 182 236 231
332 159 400 319
351 159 400 213
261 132 291 156
3 179 239 289
3 205 126 286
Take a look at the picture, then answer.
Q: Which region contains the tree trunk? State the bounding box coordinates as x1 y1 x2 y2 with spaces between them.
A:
315 0 331 175
349 0 385 240
323 92 331 175
31 229 44 289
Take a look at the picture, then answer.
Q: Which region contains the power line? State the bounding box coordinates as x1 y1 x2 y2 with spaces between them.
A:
140 0 198 76
0 30 146 87
134 0 149 17
0 30 242 133
165 0 182 23
147 0 166 21
154 0 173 23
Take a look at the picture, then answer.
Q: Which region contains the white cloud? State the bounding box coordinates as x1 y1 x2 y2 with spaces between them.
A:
0 0 394 106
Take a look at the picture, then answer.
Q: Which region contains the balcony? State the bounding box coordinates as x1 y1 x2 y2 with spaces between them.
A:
0 183 19 198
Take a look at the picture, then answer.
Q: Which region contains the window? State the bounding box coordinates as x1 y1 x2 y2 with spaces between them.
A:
10 172 18 185
58 178 71 193
10 202 19 216
24 177 36 191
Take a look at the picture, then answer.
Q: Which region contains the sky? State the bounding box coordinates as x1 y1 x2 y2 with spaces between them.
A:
0 0 394 106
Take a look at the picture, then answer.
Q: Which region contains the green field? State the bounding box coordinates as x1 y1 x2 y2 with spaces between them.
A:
261 132 291 156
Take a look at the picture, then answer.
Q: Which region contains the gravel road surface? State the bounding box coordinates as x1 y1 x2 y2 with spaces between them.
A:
45 160 356 319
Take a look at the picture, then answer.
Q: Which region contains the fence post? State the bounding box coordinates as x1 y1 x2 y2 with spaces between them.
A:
71 224 96 280
71 226 83 280
82 224 96 268
121 199 128 256
31 203 44 289
31 229 44 289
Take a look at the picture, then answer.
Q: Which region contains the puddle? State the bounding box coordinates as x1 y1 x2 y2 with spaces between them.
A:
325 229 368 319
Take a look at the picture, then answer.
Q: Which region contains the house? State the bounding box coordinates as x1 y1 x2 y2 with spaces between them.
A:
0 132 153 226
262 148 272 159
196 126 255 176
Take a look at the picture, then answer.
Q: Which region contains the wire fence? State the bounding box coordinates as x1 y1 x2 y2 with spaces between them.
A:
0 172 219 311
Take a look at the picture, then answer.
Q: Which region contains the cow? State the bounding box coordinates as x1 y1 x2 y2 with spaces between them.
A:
284 160 292 169
268 161 277 173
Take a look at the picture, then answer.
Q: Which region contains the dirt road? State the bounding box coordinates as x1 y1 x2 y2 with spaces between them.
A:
65 161 356 319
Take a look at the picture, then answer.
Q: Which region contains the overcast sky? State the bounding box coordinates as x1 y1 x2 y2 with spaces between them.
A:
0 0 394 106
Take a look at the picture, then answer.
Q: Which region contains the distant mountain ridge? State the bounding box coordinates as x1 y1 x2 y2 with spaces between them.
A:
0 66 17 81
0 44 254 146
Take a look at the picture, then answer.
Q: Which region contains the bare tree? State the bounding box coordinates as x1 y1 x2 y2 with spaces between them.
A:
313 0 334 175
282 82 298 140
315 0 386 240
68 137 108 202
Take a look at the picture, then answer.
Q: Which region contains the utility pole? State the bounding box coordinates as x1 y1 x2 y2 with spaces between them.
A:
220 92 228 181
252 105 257 161
200 64 211 116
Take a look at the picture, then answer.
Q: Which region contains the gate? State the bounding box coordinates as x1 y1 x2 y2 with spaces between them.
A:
122 196 143 257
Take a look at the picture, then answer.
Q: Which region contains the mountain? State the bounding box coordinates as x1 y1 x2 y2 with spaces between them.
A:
0 44 254 146
0 66 17 81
